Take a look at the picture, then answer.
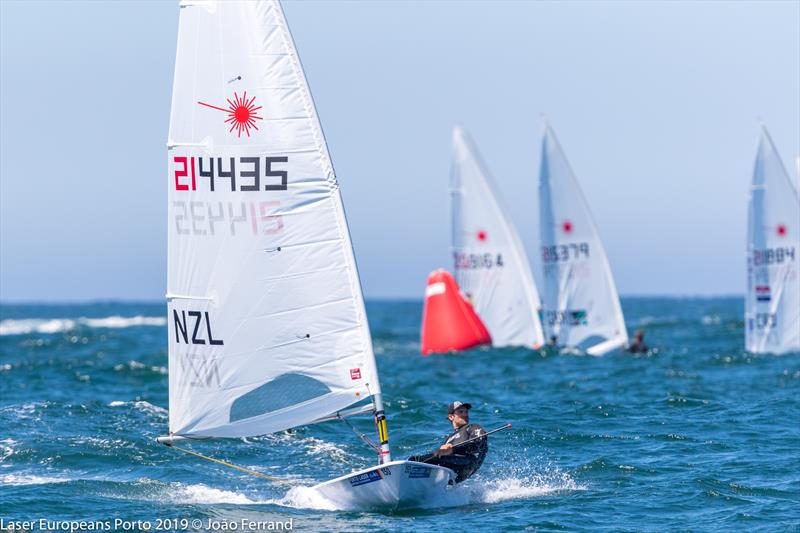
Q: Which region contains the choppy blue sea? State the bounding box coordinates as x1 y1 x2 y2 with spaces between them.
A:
1 298 798 531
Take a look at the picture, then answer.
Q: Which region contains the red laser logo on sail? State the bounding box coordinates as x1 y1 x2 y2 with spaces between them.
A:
777 224 787 237
477 230 488 242
562 220 573 234
197 92 263 137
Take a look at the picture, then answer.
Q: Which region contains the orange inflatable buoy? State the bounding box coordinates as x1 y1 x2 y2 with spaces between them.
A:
420 269 491 355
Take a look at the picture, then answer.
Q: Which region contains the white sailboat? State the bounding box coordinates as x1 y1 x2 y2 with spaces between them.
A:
450 127 546 349
538 123 627 356
745 127 800 354
157 0 455 510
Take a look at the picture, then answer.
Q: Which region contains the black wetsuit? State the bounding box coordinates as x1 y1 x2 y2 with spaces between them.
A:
409 423 488 483
627 340 648 353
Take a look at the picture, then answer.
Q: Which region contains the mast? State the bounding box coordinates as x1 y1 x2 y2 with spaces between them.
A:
372 393 391 463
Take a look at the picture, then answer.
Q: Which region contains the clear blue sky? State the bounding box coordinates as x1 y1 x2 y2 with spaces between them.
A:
1 1 798 302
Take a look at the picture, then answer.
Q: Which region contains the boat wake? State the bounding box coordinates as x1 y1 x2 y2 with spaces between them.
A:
163 482 263 505
471 473 583 503
275 486 339 511
100 479 272 506
272 483 469 511
472 455 585 503
0 457 581 511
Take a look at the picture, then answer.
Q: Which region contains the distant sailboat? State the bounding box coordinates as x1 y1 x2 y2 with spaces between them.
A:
447 126 546 350
158 0 457 510
745 127 800 354
538 124 627 356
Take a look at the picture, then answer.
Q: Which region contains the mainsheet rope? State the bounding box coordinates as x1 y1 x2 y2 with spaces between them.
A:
164 443 298 486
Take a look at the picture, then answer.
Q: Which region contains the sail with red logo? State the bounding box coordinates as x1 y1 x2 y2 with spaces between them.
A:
158 0 457 511
745 126 800 354
448 126 546 350
539 122 628 356
420 270 491 355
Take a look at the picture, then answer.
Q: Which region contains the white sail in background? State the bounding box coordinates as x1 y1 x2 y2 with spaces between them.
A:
745 127 800 354
538 124 627 356
796 156 800 180
450 127 546 349
166 0 380 438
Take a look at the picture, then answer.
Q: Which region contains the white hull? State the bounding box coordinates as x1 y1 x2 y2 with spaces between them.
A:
310 460 456 511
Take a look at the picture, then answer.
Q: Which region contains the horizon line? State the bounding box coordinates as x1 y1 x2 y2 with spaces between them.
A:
0 293 747 306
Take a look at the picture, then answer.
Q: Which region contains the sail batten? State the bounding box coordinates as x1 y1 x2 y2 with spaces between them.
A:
538 125 627 355
166 0 380 439
449 127 546 349
745 127 800 354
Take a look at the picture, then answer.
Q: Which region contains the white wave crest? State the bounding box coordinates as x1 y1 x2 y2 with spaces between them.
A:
0 316 166 336
0 319 77 335
301 437 349 463
106 400 168 418
0 438 16 462
0 472 70 486
133 401 168 415
83 316 166 329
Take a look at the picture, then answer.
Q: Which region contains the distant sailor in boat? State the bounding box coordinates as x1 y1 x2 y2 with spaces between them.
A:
626 330 648 353
409 401 488 483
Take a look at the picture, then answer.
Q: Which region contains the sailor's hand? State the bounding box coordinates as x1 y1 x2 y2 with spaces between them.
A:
434 444 453 457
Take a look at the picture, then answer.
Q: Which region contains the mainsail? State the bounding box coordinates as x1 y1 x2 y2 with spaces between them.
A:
538 124 627 356
745 127 800 354
164 0 383 441
450 127 546 349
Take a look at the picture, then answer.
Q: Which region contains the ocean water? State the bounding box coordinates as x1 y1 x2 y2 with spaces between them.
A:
1 298 798 531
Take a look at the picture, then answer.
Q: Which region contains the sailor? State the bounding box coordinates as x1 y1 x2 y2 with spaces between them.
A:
627 330 648 353
409 401 488 483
